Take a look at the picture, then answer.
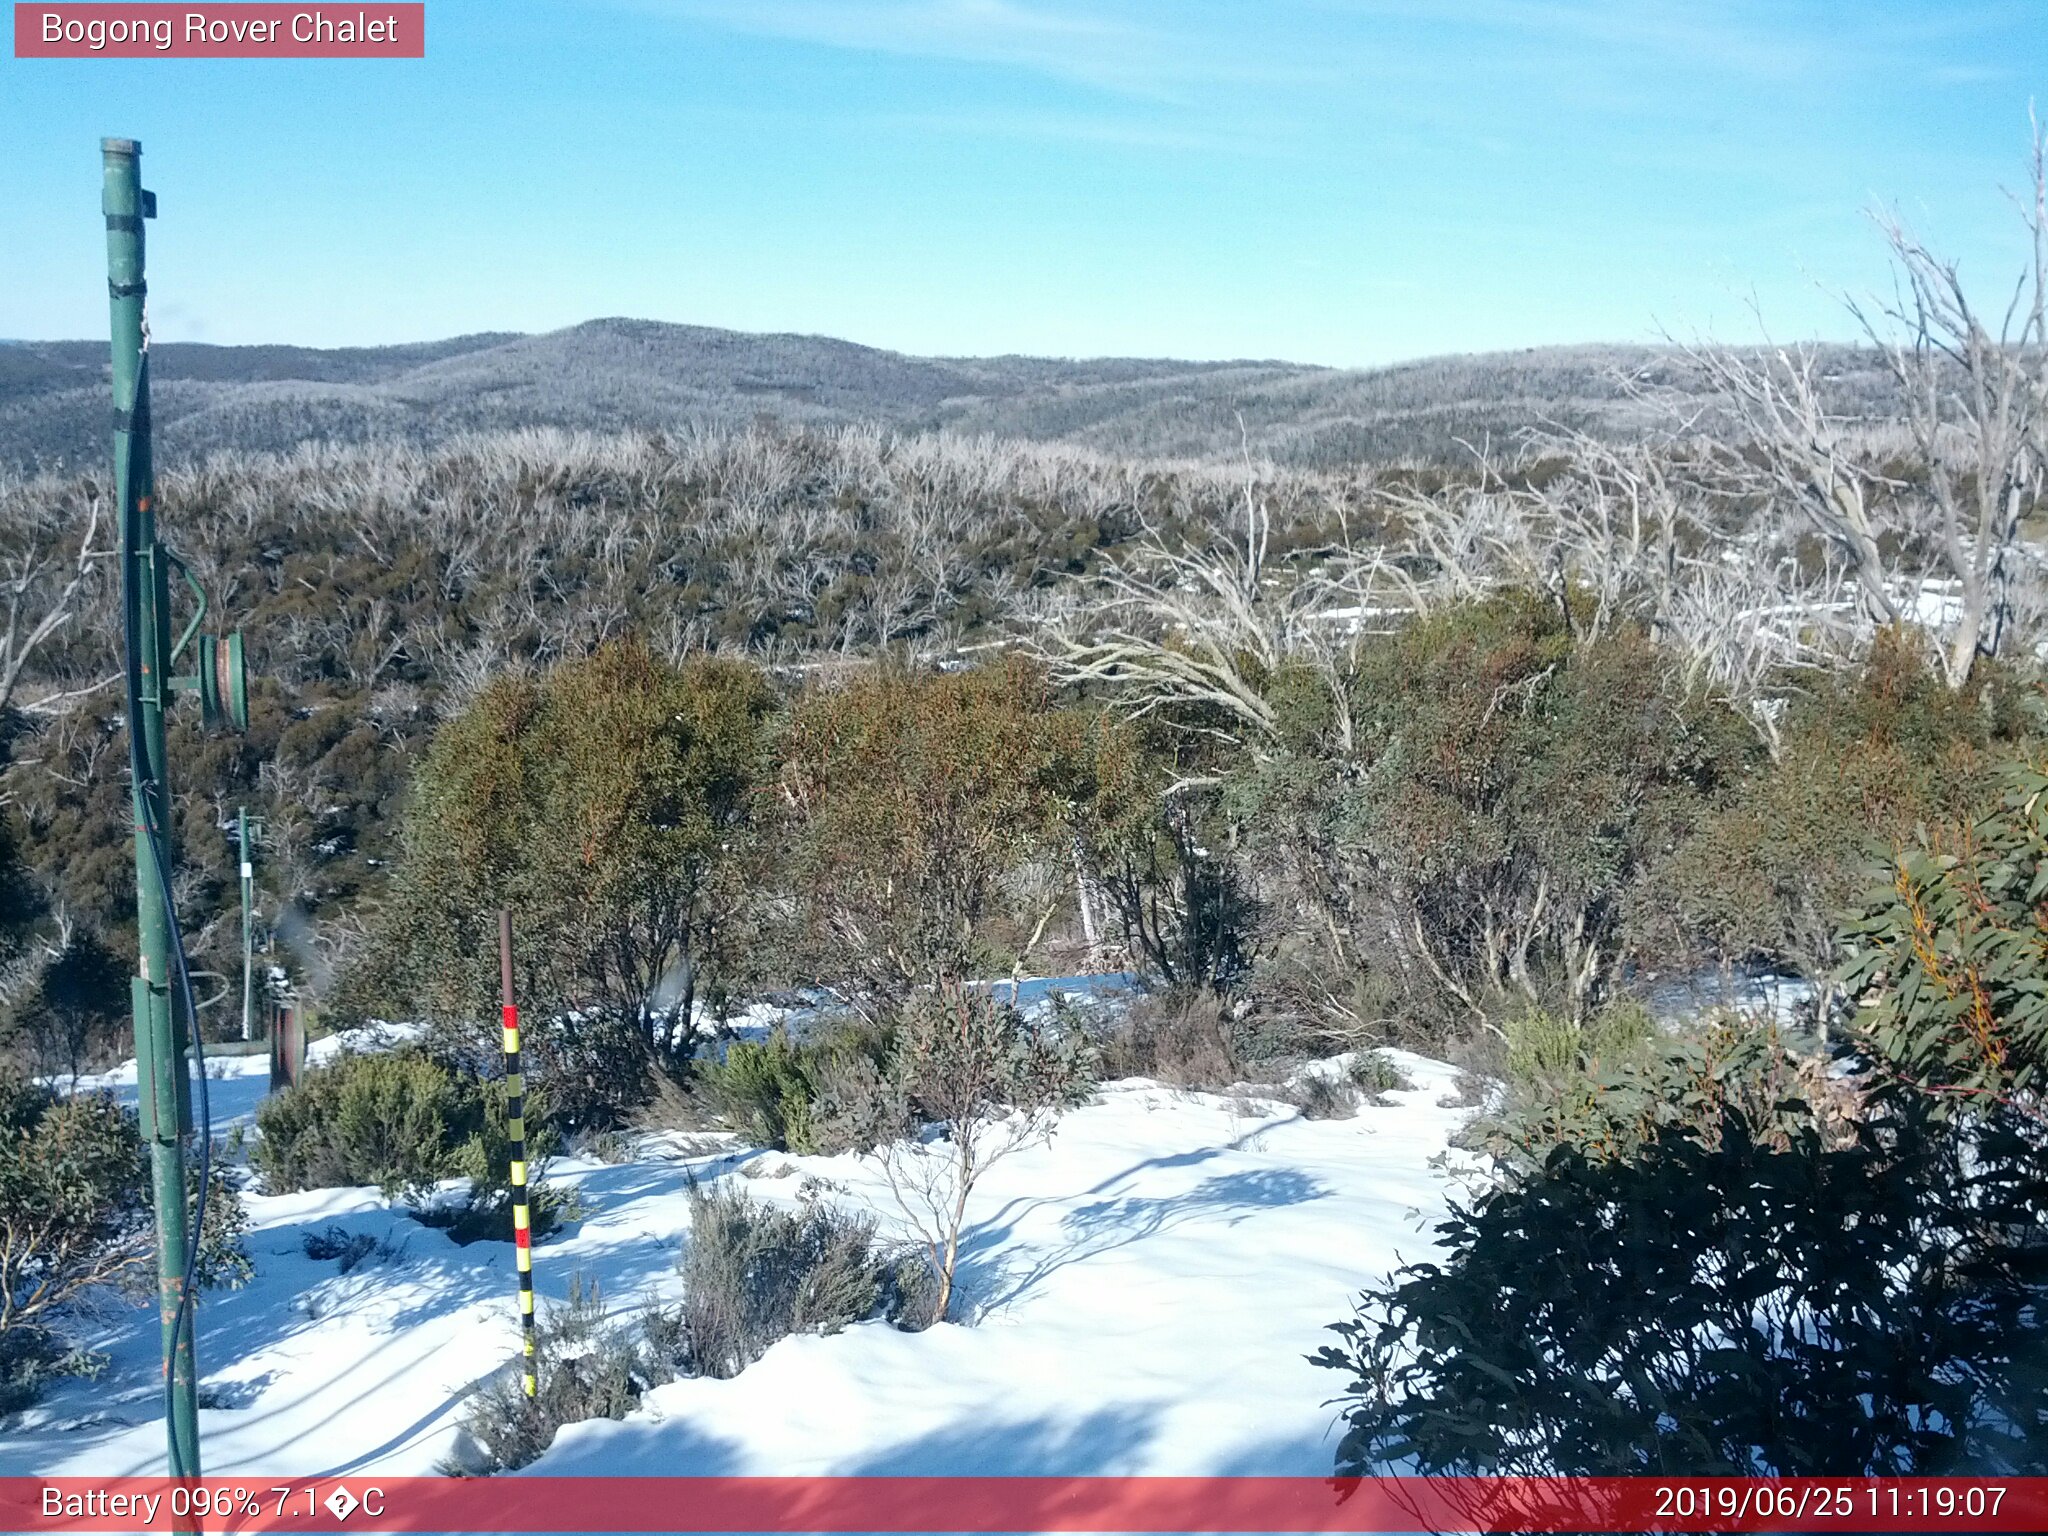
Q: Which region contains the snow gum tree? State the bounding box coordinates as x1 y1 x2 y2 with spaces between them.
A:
1234 592 1749 1036
1690 123 2048 691
774 656 1101 999
355 639 774 1120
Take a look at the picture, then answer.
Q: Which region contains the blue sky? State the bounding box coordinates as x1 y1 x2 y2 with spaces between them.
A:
2 1 2044 364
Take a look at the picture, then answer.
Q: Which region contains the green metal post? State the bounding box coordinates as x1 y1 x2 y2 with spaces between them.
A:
239 806 254 1043
104 136 203 1490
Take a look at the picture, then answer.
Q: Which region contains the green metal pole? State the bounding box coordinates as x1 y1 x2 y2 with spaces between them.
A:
104 136 203 1489
239 806 253 1043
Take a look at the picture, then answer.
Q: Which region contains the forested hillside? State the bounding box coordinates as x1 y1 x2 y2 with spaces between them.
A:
0 321 1906 470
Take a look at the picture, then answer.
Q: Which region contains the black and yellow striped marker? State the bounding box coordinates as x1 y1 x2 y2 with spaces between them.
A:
499 909 536 1401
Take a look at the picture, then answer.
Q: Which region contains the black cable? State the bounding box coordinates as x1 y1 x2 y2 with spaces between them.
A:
141 784 211 1398
118 389 211 1476
127 772 212 1478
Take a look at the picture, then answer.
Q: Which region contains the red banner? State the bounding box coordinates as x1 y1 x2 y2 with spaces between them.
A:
3 1477 2046 1533
13 5 424 58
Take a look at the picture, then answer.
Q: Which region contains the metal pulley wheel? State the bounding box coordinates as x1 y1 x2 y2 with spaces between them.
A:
198 630 249 731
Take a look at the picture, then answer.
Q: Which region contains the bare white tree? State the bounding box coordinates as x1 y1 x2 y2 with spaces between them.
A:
874 981 1090 1322
1691 120 2048 688
1346 426 1865 755
1033 457 1386 760
0 487 113 718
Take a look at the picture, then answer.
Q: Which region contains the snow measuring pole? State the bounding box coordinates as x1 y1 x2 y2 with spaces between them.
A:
105 136 251 1493
500 911 539 1399
238 806 261 1042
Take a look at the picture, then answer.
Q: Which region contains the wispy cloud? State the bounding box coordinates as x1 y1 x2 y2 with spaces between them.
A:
1927 63 2013 85
869 107 1287 156
592 0 2046 200
1401 0 1828 81
625 0 2006 115
627 0 1280 99
1317 0 2026 86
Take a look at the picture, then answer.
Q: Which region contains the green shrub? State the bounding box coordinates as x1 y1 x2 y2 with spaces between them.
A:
0 1329 106 1419
254 1048 471 1200
189 1154 254 1292
3 928 127 1084
1645 631 2035 998
1316 1072 2048 1475
676 1181 886 1378
443 1077 571 1242
1471 1016 1852 1173
1079 728 1261 995
1503 998 1653 1087
511 1010 660 1135
1234 592 1751 1042
0 1077 148 1412
698 1018 903 1155
882 1246 943 1332
776 657 1100 994
0 1074 248 1414
355 641 776 1126
1328 760 2048 1478
303 1226 376 1270
698 1031 817 1152
808 1042 910 1156
423 1179 579 1248
1501 1005 1579 1082
1840 757 2048 1110
1278 1053 1410 1119
1345 1050 1411 1102
257 1051 576 1245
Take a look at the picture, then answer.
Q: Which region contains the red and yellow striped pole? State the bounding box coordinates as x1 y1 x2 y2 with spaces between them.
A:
498 909 536 1401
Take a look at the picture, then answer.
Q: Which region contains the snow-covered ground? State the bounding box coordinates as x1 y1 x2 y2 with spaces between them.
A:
4 1042 1475 1481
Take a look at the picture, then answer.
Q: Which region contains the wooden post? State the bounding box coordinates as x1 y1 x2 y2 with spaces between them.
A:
266 1002 305 1094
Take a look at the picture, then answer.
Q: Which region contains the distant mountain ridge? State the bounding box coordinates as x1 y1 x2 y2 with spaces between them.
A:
0 317 1895 470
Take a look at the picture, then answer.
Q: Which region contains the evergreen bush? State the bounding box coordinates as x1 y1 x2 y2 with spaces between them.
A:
776 657 1098 995
697 1018 904 1155
1502 997 1654 1089
1233 592 1749 1043
1317 1070 2048 1474
1840 758 2048 1112
254 1048 471 1200
1645 631 2037 1002
1 1074 248 1414
348 641 775 1126
676 1181 887 1378
257 1044 579 1249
